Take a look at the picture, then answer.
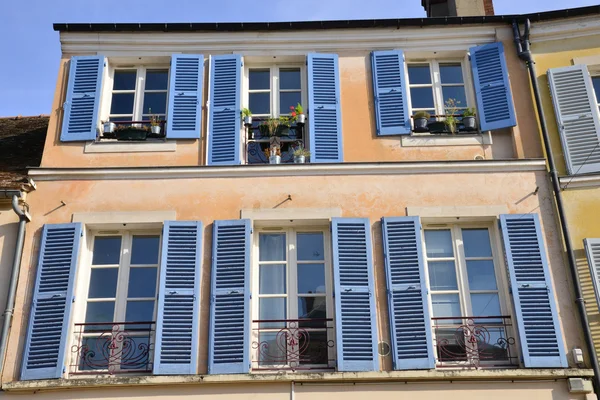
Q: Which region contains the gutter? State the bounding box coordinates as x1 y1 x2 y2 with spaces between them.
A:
513 19 600 395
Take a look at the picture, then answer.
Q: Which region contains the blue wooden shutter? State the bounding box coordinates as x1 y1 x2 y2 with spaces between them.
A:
60 56 104 142
382 217 434 370
207 55 242 165
208 219 251 374
371 50 410 136
500 214 568 368
21 223 82 380
154 221 202 375
166 54 204 139
469 42 516 131
308 53 343 163
331 218 378 371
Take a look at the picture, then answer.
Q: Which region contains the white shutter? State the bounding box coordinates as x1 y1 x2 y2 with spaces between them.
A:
547 65 600 175
585 239 600 311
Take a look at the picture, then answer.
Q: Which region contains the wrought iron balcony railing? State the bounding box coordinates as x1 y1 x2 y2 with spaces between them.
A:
245 117 306 164
432 316 517 368
70 321 155 375
251 318 335 371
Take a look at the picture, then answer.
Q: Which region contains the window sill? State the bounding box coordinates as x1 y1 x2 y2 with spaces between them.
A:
401 131 492 147
84 140 176 154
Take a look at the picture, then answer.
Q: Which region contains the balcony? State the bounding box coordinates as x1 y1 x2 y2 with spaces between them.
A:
101 120 167 141
245 117 306 164
251 318 335 371
432 316 517 368
70 321 155 375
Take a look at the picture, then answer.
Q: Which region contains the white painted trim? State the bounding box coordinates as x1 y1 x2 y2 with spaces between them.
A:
559 174 600 189
530 16 600 43
401 132 492 147
407 205 508 219
29 160 547 181
241 208 341 221
84 141 177 153
72 211 176 224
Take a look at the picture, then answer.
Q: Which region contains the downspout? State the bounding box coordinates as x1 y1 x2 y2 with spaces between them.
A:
513 19 600 394
0 194 29 385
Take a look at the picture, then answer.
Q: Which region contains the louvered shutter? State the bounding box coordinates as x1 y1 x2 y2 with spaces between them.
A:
500 214 567 368
208 219 251 374
331 218 379 371
547 65 600 175
584 239 600 311
166 54 204 139
371 50 411 135
382 217 435 370
207 55 242 165
60 56 104 142
154 221 202 375
308 53 343 163
21 223 82 380
469 42 516 131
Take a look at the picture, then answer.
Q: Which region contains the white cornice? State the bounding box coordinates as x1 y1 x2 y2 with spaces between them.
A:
559 174 600 190
530 15 600 43
28 160 547 182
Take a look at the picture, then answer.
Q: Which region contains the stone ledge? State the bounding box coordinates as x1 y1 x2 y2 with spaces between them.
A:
1 369 593 392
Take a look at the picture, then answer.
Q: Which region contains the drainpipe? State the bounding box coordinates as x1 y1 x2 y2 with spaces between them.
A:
513 19 600 394
0 194 29 384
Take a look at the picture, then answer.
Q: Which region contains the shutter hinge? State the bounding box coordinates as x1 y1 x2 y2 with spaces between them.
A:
72 296 75 303
62 366 66 374
81 230 84 237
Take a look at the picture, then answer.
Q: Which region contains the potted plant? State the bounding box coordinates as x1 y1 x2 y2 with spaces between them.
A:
258 118 278 138
115 124 149 141
149 113 162 135
293 145 310 164
103 120 116 134
444 98 461 134
461 108 477 132
413 111 430 133
242 108 252 126
291 103 306 125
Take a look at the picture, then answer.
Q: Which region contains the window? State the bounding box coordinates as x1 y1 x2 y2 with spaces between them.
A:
423 224 515 366
251 228 334 370
73 232 161 373
592 75 600 114
108 68 169 122
247 67 304 118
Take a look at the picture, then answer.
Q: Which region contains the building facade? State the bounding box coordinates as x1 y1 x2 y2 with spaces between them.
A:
0 6 598 400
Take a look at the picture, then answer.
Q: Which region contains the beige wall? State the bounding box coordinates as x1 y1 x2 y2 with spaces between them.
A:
0 203 19 336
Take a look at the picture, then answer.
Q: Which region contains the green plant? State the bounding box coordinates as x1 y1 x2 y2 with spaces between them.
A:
115 124 150 132
413 111 431 120
242 108 252 118
444 98 461 134
147 108 161 127
462 107 476 117
293 144 311 157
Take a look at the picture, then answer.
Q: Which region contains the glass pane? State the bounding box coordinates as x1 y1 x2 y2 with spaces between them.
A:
259 297 286 328
428 261 458 290
92 237 122 265
88 268 118 298
79 336 110 370
125 300 155 322
279 92 302 115
431 294 461 323
249 92 270 115
593 77 600 103
462 229 492 258
113 70 137 90
259 264 286 294
440 64 464 84
300 331 328 365
109 116 132 122
280 68 301 90
258 332 287 365
131 236 160 265
409 87 435 109
297 233 324 261
249 69 270 90
466 260 498 290
442 86 467 109
424 230 453 258
145 69 169 90
408 65 432 84
142 92 167 115
121 336 152 370
259 233 286 261
85 301 115 325
297 264 326 294
298 296 327 326
470 293 501 319
128 267 158 297
110 93 135 115
435 328 467 362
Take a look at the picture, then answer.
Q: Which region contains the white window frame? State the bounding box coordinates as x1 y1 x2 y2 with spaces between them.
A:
250 226 335 371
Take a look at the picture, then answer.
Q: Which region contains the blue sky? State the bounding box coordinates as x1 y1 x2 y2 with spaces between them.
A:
1 0 599 116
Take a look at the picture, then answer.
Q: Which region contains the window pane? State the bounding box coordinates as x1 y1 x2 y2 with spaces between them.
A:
462 229 492 258
297 264 326 294
131 236 160 265
249 69 270 90
258 332 287 365
145 69 169 90
431 294 461 320
85 301 115 324
428 261 458 290
259 234 286 261
424 230 453 258
260 264 286 294
408 65 432 84
442 86 467 109
280 69 301 90
92 237 122 265
279 92 302 115
298 296 327 324
113 70 137 90
121 336 151 370
125 300 155 322
297 233 324 261
110 93 135 115
440 64 464 84
142 92 167 115
299 331 328 365
79 337 110 370
470 293 501 320
259 297 286 328
128 267 158 297
466 260 498 290
592 77 600 103
409 87 435 109
249 92 271 115
109 116 132 122
88 268 118 298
